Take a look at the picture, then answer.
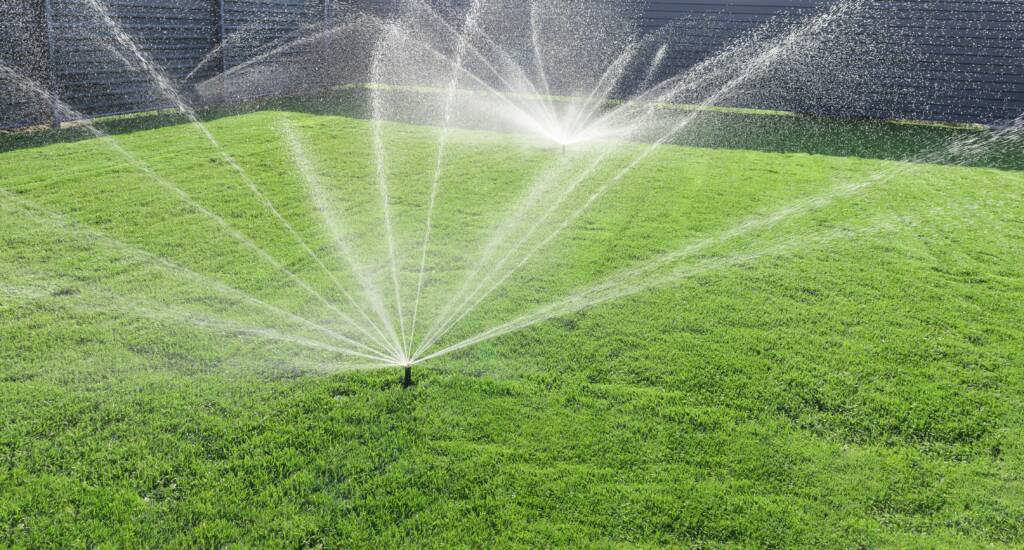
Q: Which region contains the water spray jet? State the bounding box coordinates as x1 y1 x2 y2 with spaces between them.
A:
15 0 1016 394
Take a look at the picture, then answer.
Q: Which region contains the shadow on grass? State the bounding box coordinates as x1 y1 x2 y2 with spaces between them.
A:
2 87 1021 171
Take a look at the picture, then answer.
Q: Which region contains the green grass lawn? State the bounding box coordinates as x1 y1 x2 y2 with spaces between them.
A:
1 104 1023 547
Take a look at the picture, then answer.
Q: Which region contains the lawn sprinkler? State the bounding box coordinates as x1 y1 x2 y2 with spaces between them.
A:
402 362 413 388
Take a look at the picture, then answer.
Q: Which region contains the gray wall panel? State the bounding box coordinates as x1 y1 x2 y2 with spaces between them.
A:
47 0 218 117
2 0 1022 128
0 0 50 128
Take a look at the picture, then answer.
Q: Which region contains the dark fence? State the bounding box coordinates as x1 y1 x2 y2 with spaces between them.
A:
631 0 1024 124
2 0 1023 129
0 0 345 128
0 0 52 127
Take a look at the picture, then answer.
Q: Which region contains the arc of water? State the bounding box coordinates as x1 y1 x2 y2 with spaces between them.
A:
640 44 669 91
413 0 865 358
369 24 412 359
405 0 562 132
413 226 873 364
527 1 558 125
367 21 558 358
412 149 611 358
413 56 747 357
280 118 405 359
410 30 708 350
367 18 572 357
15 274 393 363
561 41 643 139
415 36 679 321
582 7 845 140
198 19 353 89
412 14 783 356
407 0 485 352
186 42 225 82
195 0 558 134
185 17 315 82
416 107 1023 364
371 23 568 144
366 15 663 357
82 0 396 353
567 34 684 138
0 66 393 359
0 188 393 363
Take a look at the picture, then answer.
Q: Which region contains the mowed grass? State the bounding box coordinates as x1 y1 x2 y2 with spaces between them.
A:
1 106 1023 547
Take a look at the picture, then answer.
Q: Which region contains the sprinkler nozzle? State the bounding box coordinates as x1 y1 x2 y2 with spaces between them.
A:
402 363 413 388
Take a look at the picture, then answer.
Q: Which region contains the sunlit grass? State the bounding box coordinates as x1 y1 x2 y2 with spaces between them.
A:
1 108 1022 547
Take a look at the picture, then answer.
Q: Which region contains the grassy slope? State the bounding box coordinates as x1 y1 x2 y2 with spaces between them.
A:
1 109 1023 547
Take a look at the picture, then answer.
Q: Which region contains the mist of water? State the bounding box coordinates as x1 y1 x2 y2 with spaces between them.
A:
414 117 1024 364
81 0 398 355
3 0 1021 375
0 187 392 363
0 64 394 360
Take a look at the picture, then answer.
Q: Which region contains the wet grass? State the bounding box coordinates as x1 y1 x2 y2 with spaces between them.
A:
1 109 1023 547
